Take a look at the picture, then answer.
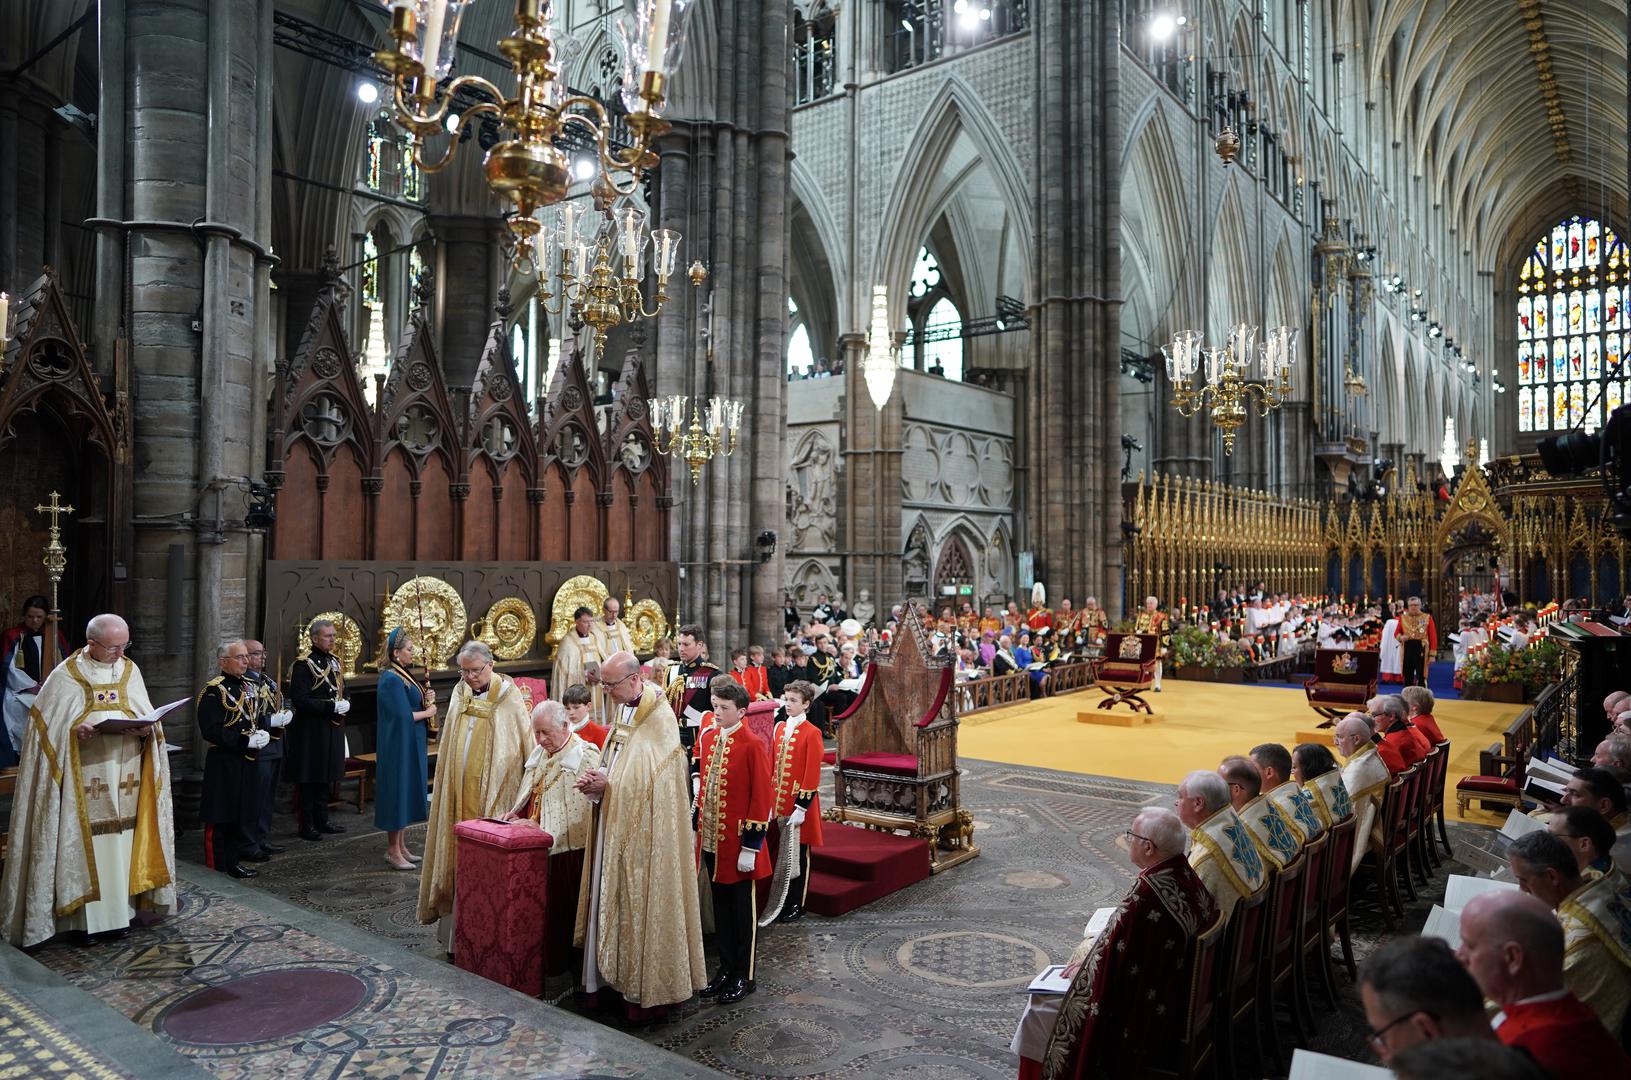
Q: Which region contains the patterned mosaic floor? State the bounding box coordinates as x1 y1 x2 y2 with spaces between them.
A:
0 984 133 1079
203 760 1495 1079
26 875 716 1079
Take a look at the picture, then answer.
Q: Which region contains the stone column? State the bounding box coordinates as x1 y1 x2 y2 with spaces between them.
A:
100 0 270 719
429 214 501 386
1027 0 1124 612
0 89 57 296
840 333 903 612
655 0 791 651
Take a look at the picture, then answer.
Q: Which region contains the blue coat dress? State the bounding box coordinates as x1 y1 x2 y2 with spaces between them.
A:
374 666 429 831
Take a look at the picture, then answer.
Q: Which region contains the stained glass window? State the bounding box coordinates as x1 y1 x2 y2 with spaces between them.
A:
1516 214 1627 433
362 233 381 306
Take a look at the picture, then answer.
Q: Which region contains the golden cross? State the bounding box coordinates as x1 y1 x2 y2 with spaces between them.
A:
119 773 141 797
34 490 76 532
85 776 108 801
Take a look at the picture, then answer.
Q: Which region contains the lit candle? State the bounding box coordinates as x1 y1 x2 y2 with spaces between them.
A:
646 0 672 74
0 293 9 342
420 0 449 85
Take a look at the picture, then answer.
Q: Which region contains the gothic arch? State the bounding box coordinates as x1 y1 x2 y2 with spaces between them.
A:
873 75 1033 328
1206 179 1256 344
1121 102 1196 335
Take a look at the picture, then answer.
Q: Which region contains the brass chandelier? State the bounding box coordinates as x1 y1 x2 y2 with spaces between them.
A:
373 0 694 262
1163 324 1297 454
653 395 743 485
530 200 706 360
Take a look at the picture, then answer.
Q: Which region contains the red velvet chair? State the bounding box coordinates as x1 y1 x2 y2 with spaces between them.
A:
1318 813 1359 998
1261 849 1311 1073
1091 632 1159 714
1303 648 1379 722
828 604 977 873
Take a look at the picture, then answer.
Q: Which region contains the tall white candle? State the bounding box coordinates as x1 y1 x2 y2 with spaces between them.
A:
0 293 9 342
646 0 672 74
420 0 448 83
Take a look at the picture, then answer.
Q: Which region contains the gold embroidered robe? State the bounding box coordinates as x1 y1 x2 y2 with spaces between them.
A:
0 650 175 946
509 731 601 854
416 673 531 923
1340 743 1392 874
574 680 706 1006
1558 869 1631 1033
1187 805 1266 920
553 631 610 725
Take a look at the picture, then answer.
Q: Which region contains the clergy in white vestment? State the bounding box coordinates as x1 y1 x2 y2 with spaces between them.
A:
590 597 635 671
554 605 609 724
1378 602 1403 683
1336 715 1392 873
0 614 176 946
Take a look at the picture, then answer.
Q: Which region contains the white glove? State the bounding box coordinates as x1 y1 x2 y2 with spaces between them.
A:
692 774 701 800
247 729 271 750
736 849 758 874
333 699 352 716
790 806 806 827
270 710 293 728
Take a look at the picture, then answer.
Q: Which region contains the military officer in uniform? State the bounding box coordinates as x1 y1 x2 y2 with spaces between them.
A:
242 640 290 859
692 676 772 1003
670 623 720 752
286 618 351 841
198 641 270 879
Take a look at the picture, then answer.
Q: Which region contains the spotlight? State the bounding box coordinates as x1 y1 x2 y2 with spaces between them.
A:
446 112 461 133
245 481 277 531
1149 11 1178 40
901 18 914 31
356 81 380 105
573 157 594 181
755 530 778 564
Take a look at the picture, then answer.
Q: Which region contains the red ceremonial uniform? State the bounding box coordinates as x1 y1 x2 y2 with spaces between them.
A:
571 716 608 750
1381 720 1430 769
772 718 825 845
1374 735 1408 775
694 721 773 884
731 665 770 701
1026 607 1054 631
1495 992 1631 1075
1411 712 1445 744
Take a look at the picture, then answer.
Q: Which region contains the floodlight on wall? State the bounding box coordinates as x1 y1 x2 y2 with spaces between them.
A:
863 285 898 411
356 81 381 104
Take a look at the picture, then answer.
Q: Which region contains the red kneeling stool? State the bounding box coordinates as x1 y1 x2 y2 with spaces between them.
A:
453 819 583 997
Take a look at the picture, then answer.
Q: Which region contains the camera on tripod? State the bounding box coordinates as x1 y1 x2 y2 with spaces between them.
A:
1538 403 1631 538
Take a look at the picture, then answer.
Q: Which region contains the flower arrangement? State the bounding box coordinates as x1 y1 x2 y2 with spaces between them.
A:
1460 638 1565 696
1169 623 1249 670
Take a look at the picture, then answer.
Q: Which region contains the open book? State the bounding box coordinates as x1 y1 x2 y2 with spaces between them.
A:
1443 872 1520 912
1025 964 1073 995
95 697 188 733
1288 1050 1388 1078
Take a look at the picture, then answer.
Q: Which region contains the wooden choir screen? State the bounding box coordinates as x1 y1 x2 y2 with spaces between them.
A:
266 274 671 563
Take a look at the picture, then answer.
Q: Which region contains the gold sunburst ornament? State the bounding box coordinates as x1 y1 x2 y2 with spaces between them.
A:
545 575 611 653
627 597 670 653
378 576 468 668
470 596 538 660
297 611 365 676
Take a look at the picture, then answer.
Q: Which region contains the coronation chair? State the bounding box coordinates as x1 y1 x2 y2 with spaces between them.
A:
1090 632 1159 715
827 604 978 873
1303 648 1380 724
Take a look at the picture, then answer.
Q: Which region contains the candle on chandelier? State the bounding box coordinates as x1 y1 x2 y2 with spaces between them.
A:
647 0 673 74
0 293 9 343
420 0 448 86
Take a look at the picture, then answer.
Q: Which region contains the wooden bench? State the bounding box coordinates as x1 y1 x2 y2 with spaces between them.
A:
1457 708 1534 816
1046 660 1097 695
958 671 1031 715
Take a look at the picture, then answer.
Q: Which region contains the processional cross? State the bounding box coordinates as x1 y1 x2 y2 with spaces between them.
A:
34 490 75 675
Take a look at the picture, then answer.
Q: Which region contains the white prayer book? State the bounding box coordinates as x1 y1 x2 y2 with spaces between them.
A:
1500 809 1546 840
1025 964 1072 995
1289 1050 1390 1078
1523 775 1567 804
1443 873 1520 912
95 696 188 733
1084 906 1117 939
1525 756 1576 785
1421 904 1462 949
835 677 865 692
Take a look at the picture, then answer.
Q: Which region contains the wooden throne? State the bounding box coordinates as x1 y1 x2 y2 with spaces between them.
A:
825 603 978 873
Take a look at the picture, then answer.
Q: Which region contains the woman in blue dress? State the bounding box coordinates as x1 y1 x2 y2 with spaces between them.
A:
376 628 436 869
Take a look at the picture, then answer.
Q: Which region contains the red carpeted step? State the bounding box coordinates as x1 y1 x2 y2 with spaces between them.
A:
803 823 931 916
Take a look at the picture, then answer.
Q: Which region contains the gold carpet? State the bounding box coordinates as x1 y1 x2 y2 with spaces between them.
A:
960 678 1522 824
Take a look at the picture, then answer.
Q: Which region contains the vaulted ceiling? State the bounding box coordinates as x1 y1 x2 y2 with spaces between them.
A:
1356 0 1626 266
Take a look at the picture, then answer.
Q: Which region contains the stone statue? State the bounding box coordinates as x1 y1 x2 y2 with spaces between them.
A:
852 589 876 628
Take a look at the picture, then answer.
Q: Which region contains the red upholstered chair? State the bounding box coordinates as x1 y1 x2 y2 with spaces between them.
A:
1303 649 1380 721
1292 830 1330 1029
1429 740 1454 857
511 676 549 709
1318 813 1359 998
1090 632 1159 714
1146 911 1228 1080
743 699 778 756
1354 772 1410 927
1215 881 1272 1080
828 604 977 872
1261 849 1312 1072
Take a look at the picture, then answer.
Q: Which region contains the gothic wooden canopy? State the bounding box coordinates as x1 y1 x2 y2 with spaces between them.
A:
266 270 671 564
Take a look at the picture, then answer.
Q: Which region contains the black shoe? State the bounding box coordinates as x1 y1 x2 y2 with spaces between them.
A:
226 865 259 879
777 902 804 923
89 927 130 943
717 976 753 1004
259 843 287 854
317 822 346 834
242 850 272 863
700 970 732 997
300 829 324 842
